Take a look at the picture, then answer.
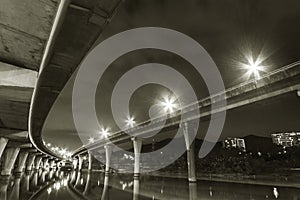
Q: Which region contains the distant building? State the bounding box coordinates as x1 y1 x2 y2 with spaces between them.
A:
223 138 246 151
271 132 300 147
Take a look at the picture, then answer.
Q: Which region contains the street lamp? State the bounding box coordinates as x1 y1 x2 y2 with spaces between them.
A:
159 95 178 113
100 128 110 138
241 55 266 80
125 116 136 128
88 137 95 144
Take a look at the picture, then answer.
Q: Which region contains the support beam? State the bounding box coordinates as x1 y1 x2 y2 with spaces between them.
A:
132 137 142 177
104 145 112 174
1 147 20 177
182 122 197 183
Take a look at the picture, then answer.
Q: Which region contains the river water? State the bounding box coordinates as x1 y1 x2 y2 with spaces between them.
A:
1 170 299 200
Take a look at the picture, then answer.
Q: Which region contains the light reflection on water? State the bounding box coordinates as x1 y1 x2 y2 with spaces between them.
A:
73 171 300 200
0 171 299 200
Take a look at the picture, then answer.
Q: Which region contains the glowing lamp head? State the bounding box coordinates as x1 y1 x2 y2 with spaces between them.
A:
160 95 178 113
100 128 110 138
88 137 95 144
242 54 266 80
125 117 136 128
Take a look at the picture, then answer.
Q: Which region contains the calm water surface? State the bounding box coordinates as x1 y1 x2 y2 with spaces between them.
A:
1 171 299 200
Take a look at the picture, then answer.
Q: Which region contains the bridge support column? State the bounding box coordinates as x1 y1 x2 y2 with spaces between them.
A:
78 156 83 171
133 177 140 200
132 137 142 178
88 152 92 171
104 145 112 174
101 174 109 200
0 178 9 200
189 182 197 200
23 172 30 192
83 171 91 196
31 169 39 189
0 138 8 158
26 154 36 175
48 160 55 180
9 173 22 200
15 151 29 175
1 147 20 177
55 161 60 178
74 170 81 188
72 158 78 170
32 156 43 187
182 122 197 183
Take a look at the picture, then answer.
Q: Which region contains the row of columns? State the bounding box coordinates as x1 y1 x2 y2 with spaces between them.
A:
71 123 197 199
0 137 62 200
73 122 196 183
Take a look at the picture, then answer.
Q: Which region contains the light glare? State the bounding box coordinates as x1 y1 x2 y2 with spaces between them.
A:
125 116 136 128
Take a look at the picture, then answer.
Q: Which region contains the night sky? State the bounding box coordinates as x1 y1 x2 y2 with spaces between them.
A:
43 0 300 151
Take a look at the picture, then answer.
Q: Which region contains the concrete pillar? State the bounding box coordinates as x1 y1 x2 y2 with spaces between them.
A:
101 174 109 200
31 170 38 189
104 145 112 174
0 138 8 158
15 151 29 174
133 178 140 200
42 158 49 170
78 156 83 171
33 156 43 170
1 147 20 176
189 183 197 200
74 170 81 188
70 170 77 184
132 137 142 177
8 174 21 200
0 180 8 200
72 158 78 170
22 173 30 192
26 154 36 173
83 171 91 196
40 170 47 184
55 161 60 178
88 153 92 171
182 122 197 182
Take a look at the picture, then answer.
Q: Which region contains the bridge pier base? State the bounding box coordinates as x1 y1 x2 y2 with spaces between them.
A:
182 122 197 183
